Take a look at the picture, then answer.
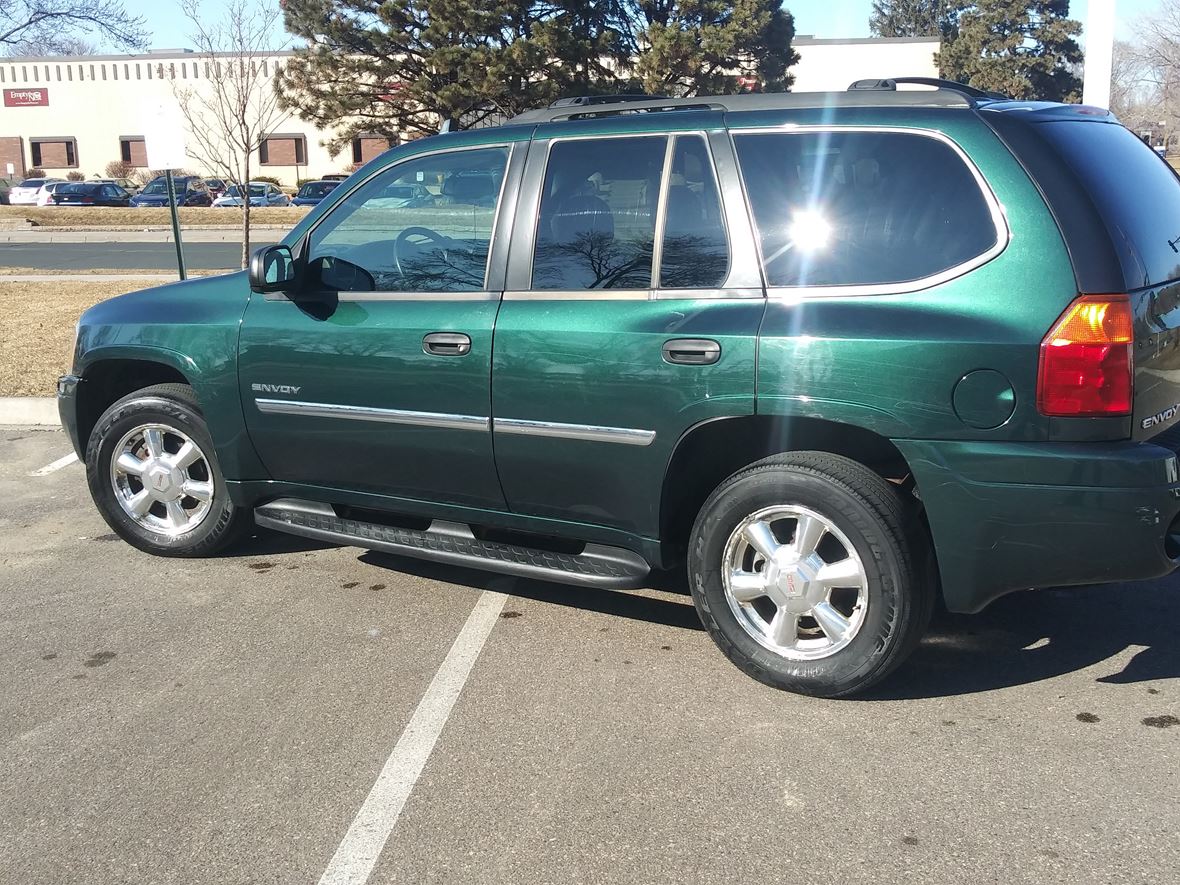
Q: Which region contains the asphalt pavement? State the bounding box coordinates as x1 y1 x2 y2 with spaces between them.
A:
2 427 1178 885
0 241 272 271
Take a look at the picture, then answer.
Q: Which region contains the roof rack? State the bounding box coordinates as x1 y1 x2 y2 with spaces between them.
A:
508 87 975 124
848 77 1008 101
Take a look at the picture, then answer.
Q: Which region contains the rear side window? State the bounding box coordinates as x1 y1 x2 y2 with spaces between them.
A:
733 131 999 288
660 136 729 288
1038 122 1180 289
533 136 665 290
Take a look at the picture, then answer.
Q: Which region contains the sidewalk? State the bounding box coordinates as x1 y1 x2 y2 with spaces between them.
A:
0 226 290 244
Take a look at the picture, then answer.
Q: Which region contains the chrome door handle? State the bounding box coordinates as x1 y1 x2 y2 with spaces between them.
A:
662 338 721 366
423 332 472 356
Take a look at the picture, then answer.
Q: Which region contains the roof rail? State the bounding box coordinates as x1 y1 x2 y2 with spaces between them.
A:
508 88 973 124
848 76 1008 102
548 94 668 109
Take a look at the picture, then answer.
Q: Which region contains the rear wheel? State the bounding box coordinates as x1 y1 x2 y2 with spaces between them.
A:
85 383 252 557
688 452 932 697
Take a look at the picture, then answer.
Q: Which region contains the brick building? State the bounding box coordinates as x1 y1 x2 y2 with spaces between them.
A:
0 38 939 185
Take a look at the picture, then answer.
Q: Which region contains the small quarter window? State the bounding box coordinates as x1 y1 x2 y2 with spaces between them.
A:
532 136 666 290
734 131 998 288
659 136 729 288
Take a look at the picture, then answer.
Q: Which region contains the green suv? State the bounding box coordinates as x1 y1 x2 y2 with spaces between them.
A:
58 81 1180 697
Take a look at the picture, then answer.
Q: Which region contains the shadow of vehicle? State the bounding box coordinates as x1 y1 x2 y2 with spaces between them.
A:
357 551 704 632
866 577 1180 700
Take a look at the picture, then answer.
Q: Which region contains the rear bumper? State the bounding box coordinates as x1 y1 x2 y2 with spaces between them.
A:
56 374 84 459
895 438 1180 613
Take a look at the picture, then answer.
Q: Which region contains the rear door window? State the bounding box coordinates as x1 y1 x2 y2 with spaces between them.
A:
532 136 666 290
659 136 729 289
733 130 999 288
1037 122 1180 289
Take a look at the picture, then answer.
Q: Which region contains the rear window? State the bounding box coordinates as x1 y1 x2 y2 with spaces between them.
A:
1039 122 1180 289
733 130 1000 288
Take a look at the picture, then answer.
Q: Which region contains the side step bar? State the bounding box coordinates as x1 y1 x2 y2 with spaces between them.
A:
254 498 651 590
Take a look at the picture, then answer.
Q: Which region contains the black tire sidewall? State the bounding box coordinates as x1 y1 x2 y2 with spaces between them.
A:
86 392 239 556
689 465 911 697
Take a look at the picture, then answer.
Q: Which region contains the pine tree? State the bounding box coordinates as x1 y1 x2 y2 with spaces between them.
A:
937 0 1082 101
277 0 799 156
868 0 950 38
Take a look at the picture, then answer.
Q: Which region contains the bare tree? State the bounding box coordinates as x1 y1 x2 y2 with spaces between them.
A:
174 0 289 267
1131 5 1180 155
1 0 146 55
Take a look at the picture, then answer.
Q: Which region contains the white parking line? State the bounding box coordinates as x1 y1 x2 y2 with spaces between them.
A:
317 589 508 885
29 452 79 476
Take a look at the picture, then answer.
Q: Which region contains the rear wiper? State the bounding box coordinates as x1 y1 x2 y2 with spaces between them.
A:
1169 232 1179 254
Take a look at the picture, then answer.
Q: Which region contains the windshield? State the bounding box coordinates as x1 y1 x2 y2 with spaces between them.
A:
141 180 170 195
20 179 47 188
58 183 94 194
297 182 337 198
225 184 267 198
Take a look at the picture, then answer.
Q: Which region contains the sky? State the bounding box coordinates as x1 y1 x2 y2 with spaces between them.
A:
123 0 1163 52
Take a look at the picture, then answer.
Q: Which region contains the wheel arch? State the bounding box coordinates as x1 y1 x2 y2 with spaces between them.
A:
659 414 923 562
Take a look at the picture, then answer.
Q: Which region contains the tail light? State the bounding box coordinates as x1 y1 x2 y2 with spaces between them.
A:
1037 295 1133 417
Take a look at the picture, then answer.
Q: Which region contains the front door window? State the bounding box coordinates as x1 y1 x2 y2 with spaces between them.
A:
308 147 509 293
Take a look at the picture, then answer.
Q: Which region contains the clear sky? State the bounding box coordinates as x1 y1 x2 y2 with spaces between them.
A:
123 0 1162 52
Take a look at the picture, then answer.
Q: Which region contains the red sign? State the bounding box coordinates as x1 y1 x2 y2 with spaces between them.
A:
3 88 49 107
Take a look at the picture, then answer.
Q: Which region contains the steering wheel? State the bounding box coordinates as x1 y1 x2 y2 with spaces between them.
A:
394 226 454 278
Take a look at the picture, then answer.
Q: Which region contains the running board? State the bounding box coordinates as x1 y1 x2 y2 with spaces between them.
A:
254 498 650 590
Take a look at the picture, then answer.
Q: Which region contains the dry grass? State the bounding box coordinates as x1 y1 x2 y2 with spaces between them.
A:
0 205 307 228
0 267 232 276
0 279 144 397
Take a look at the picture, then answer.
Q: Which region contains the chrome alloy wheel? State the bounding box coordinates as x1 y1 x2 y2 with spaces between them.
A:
109 423 214 536
722 505 869 661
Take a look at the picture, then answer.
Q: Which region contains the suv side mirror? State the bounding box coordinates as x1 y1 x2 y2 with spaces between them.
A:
249 244 299 293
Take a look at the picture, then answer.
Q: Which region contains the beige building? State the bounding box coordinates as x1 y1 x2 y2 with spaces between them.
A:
0 38 939 185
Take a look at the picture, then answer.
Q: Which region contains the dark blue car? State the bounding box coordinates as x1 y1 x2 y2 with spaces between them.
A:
129 176 212 207
291 180 341 206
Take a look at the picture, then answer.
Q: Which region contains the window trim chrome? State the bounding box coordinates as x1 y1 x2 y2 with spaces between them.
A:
728 125 1012 298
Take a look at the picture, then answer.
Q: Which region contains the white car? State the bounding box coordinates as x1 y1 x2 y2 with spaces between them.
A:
36 181 70 206
212 182 291 208
8 177 66 205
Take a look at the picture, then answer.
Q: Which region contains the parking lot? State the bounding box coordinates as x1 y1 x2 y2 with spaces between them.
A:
3 427 1178 885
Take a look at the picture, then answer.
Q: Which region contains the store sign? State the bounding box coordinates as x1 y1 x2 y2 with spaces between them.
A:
3 88 49 107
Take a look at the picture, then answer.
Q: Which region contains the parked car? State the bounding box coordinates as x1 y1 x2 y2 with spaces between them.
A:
129 176 212 207
291 180 341 206
0 176 17 204
9 177 66 205
90 176 141 196
204 178 228 199
58 82 1180 697
36 181 71 206
50 181 132 207
212 182 290 208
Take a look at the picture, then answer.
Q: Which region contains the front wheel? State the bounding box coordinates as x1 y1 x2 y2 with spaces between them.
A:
688 452 933 698
85 384 252 557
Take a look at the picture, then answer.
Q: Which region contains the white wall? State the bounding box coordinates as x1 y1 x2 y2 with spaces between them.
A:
791 38 941 93
0 51 349 184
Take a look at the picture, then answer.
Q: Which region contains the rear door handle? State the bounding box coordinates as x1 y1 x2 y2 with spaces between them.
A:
423 332 472 356
662 338 721 366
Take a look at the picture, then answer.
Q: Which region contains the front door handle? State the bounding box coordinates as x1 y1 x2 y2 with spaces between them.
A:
423 332 472 356
662 338 721 366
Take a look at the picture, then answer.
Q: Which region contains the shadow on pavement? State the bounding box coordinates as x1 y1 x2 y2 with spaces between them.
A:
358 551 704 632
866 577 1180 700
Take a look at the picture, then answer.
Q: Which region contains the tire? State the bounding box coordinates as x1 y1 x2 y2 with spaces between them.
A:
85 383 252 557
688 452 933 698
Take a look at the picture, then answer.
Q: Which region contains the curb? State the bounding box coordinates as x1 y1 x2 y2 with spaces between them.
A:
0 397 60 426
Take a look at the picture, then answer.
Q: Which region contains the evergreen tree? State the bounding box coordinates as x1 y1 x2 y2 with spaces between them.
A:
868 0 949 38
277 0 799 154
937 0 1082 101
